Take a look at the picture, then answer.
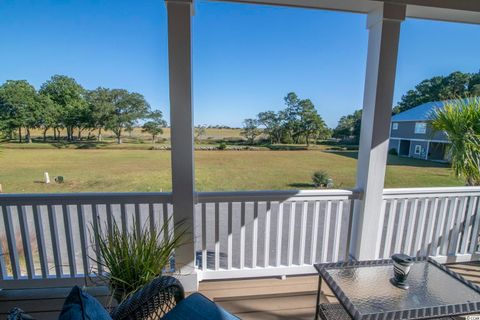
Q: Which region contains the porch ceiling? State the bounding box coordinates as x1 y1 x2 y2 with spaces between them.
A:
212 0 480 24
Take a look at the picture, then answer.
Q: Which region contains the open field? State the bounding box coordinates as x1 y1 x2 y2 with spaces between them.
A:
0 147 462 193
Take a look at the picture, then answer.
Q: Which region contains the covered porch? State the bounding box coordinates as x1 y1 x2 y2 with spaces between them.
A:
1 0 480 319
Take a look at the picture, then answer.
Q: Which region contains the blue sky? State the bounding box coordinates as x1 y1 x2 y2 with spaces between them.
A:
1 1 479 128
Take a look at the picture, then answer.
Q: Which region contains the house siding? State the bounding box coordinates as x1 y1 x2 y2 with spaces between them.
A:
390 121 448 141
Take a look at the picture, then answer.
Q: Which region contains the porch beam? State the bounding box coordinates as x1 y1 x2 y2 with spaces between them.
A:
166 0 198 291
350 2 406 261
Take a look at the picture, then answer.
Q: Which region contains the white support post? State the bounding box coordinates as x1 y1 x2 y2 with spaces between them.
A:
166 0 198 291
350 3 406 261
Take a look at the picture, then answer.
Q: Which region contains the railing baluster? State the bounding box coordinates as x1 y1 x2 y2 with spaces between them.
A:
287 202 295 266
404 199 418 256
394 199 407 253
201 203 207 271
276 202 284 267
92 204 103 274
214 202 220 271
332 201 343 262
449 197 468 255
148 203 155 235
135 203 141 236
162 203 169 244
33 205 48 278
441 197 457 255
48 205 62 277
17 206 34 279
2 206 20 279
227 202 233 270
469 197 480 254
322 201 332 262
383 199 397 258
240 202 246 269
344 200 355 261
423 198 439 256
120 203 127 235
62 204 76 277
298 201 308 266
413 199 428 256
106 204 114 237
310 201 320 264
433 197 448 256
460 196 477 254
264 202 271 268
374 199 387 259
77 204 89 276
252 201 258 268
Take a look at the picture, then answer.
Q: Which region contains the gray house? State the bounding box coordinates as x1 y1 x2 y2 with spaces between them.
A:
388 100 453 161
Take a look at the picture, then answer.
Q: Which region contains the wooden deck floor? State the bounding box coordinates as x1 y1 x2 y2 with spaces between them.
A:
1 262 479 319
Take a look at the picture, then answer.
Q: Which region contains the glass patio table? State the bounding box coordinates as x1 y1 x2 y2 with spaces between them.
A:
314 257 480 320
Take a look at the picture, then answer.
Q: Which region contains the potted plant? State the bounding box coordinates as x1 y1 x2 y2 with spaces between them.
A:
90 217 185 303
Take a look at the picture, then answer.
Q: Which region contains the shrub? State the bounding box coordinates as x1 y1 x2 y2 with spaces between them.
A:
90 217 186 303
312 170 330 188
388 148 398 156
218 142 227 150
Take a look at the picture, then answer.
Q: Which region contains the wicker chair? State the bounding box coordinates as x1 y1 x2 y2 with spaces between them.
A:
110 276 185 320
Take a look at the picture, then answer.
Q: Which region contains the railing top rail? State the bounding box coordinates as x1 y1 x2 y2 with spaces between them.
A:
383 186 480 199
197 189 360 203
0 192 173 206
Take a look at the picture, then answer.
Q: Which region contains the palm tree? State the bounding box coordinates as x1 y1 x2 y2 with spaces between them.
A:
430 98 480 186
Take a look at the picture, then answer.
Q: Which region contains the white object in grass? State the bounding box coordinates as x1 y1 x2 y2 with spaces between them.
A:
44 172 50 184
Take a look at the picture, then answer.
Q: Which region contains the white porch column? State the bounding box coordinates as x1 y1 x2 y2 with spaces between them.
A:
166 0 198 291
350 3 406 260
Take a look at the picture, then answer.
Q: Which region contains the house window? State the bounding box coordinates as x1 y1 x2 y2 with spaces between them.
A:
392 123 398 130
414 145 422 155
415 122 427 134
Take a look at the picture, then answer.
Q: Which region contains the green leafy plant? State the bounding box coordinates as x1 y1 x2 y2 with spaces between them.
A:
430 98 480 186
388 148 398 156
312 170 330 188
218 142 227 150
90 217 186 303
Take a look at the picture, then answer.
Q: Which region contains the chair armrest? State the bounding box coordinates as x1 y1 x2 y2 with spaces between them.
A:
110 276 185 320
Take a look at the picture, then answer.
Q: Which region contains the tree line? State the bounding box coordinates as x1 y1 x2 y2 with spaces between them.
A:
333 70 480 143
240 92 331 146
0 75 166 144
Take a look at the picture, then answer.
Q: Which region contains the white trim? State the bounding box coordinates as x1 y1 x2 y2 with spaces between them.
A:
199 265 317 280
425 141 430 160
389 137 450 144
414 144 422 155
414 122 427 134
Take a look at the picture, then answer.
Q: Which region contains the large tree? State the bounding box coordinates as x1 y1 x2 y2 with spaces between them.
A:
394 71 480 114
86 87 115 141
297 99 327 146
39 75 86 141
241 118 260 145
0 80 41 143
105 89 150 144
142 110 167 143
333 109 362 142
257 111 283 144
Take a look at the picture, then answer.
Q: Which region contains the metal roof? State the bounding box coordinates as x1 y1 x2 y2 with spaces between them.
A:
391 98 478 122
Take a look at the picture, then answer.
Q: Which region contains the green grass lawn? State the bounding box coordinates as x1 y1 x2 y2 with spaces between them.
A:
0 147 463 193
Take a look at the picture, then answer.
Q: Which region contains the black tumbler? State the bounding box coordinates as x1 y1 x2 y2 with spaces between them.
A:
390 253 414 289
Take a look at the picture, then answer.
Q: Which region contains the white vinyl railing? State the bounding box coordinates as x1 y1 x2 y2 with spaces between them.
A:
0 193 172 289
378 187 480 262
195 190 358 279
1 187 480 287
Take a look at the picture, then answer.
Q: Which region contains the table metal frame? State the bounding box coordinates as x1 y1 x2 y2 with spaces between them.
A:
315 257 480 320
